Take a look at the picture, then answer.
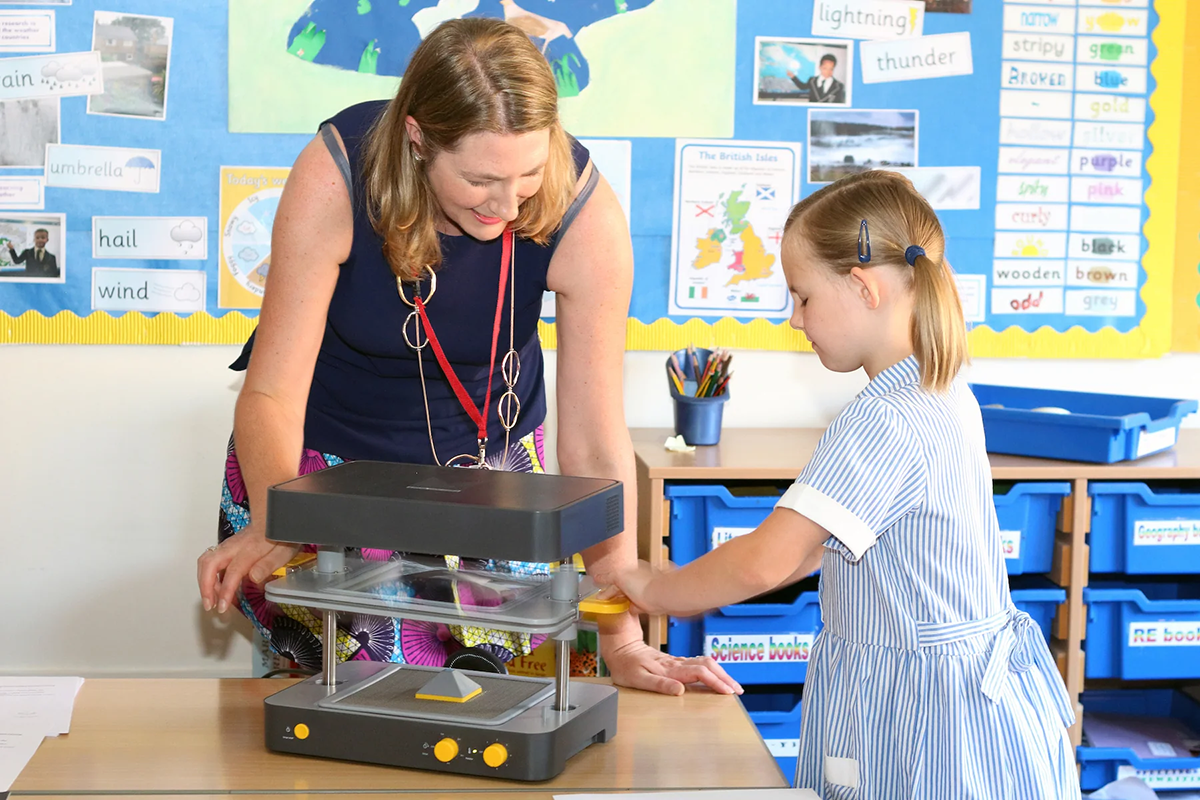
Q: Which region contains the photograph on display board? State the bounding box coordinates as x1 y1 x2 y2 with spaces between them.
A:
808 109 918 184
87 11 173 121
924 0 971 13
754 37 852 107
0 213 64 283
0 98 59 168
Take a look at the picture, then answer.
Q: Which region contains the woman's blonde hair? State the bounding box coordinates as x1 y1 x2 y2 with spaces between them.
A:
360 17 576 282
784 170 968 393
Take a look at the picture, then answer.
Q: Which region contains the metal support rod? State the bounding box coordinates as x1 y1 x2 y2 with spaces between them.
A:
553 639 571 711
322 609 337 693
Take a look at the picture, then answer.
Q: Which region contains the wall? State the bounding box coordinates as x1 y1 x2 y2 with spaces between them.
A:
2 346 1199 677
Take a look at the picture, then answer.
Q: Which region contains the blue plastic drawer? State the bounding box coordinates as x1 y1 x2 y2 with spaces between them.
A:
1079 690 1200 791
1083 580 1200 680
741 688 803 787
969 384 1196 464
665 484 783 567
1009 576 1066 642
994 482 1071 574
667 576 821 685
1089 482 1200 574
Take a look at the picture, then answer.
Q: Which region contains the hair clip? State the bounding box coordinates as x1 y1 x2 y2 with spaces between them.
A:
857 219 871 263
904 245 925 266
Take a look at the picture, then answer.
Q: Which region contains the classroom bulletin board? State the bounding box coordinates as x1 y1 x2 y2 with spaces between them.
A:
0 0 1194 359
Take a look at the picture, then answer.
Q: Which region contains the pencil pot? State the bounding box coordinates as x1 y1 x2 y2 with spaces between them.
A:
667 347 730 446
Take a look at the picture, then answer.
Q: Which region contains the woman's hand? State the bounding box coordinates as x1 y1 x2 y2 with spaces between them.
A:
197 521 299 613
604 634 742 697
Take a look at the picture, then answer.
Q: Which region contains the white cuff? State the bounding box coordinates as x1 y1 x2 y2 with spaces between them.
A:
776 483 877 561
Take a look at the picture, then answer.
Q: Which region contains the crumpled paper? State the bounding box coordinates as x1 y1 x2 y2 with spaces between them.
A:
1086 777 1160 800
664 435 695 453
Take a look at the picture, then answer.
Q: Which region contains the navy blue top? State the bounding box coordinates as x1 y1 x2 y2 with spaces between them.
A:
231 100 594 463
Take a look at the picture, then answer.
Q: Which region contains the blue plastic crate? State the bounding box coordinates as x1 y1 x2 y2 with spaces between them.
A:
667 576 822 685
665 484 783 567
740 688 803 787
969 384 1196 464
1083 580 1200 680
994 482 1071 574
1079 690 1200 791
1009 576 1066 642
1089 482 1200 574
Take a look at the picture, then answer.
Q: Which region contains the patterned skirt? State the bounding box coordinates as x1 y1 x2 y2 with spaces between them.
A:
218 429 555 672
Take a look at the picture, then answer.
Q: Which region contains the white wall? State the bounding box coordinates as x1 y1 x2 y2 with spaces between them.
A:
2 345 1199 677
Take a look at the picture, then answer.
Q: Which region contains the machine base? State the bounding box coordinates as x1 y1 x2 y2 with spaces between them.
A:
264 661 618 781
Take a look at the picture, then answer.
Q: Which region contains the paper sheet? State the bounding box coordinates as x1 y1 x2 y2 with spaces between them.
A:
0 730 44 792
0 676 84 736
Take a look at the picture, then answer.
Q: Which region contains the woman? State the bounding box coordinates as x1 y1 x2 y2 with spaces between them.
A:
197 17 738 697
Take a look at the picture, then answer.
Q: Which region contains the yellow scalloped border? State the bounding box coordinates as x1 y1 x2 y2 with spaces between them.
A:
1173 1 1200 352
0 4 1186 353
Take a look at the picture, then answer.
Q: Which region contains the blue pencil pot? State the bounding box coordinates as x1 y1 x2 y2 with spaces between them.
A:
668 347 730 446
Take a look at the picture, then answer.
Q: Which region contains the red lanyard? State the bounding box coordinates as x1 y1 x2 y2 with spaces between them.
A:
413 228 512 445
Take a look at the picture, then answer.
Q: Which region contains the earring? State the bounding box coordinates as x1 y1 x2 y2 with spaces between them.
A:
413 151 424 162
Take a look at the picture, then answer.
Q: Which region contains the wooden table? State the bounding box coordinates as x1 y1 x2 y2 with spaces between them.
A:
632 426 1200 746
9 678 787 797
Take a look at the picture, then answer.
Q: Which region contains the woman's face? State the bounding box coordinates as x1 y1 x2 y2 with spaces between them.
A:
415 123 550 241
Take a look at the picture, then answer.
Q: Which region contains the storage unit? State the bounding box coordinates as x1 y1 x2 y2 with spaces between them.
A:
667 576 821 685
1009 577 1066 642
1089 482 1200 574
1078 689 1200 792
1082 580 1200 680
970 385 1196 464
740 687 803 787
994 482 1072 575
664 484 783 566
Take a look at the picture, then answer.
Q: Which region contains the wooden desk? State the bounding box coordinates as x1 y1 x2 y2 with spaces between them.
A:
10 679 787 797
633 426 1200 746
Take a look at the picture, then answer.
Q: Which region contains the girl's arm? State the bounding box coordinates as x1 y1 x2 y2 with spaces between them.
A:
613 508 829 618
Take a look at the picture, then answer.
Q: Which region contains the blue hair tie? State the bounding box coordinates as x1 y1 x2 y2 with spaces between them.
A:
904 245 925 266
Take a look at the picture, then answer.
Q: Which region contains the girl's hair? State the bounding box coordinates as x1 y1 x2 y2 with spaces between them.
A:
784 170 968 393
359 17 576 282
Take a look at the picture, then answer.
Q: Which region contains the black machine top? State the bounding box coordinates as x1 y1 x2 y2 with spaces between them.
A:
265 461 624 563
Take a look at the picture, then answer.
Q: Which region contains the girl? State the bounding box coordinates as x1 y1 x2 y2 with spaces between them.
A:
605 171 1079 798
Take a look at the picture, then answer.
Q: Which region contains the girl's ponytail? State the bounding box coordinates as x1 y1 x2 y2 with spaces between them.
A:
910 251 967 393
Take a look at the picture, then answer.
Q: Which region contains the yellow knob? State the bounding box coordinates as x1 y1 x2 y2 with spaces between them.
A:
294 723 309 740
483 742 508 768
434 738 459 763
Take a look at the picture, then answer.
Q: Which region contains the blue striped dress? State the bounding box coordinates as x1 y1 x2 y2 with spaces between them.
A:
777 356 1079 799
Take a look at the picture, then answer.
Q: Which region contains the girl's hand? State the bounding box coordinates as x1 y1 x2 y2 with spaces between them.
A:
598 560 669 616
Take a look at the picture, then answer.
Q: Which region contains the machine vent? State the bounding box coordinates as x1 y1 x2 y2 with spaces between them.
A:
606 495 621 532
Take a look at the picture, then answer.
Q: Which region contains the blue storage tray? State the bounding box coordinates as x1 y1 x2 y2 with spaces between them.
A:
994 482 1071 575
1009 576 1066 642
969 384 1196 464
740 688 803 787
1089 482 1200 574
1083 580 1200 680
1079 690 1200 791
665 484 783 567
667 576 822 685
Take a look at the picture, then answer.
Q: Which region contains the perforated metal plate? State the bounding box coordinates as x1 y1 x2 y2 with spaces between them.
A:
320 666 554 726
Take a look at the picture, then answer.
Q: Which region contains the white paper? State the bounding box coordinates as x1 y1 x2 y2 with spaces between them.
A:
993 260 1066 287
999 146 1070 175
995 231 1068 259
669 139 800 319
92 216 207 259
1065 289 1137 317
0 176 44 209
811 0 923 40
1068 232 1139 260
992 287 1065 315
0 9 54 53
1000 118 1073 147
1077 8 1149 37
1076 36 1149 66
1001 60 1073 92
1073 121 1145 151
1004 5 1076 35
1066 260 1140 289
1000 89 1072 119
1003 32 1074 63
1070 177 1142 206
557 791 820 800
997 175 1069 203
1074 94 1146 124
0 676 84 736
0 730 45 792
91 267 207 312
995 203 1068 231
1077 64 1147 95
860 32 973 84
1071 149 1142 177
1070 205 1142 233
45 143 161 193
888 166 980 210
955 274 987 323
0 51 102 101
